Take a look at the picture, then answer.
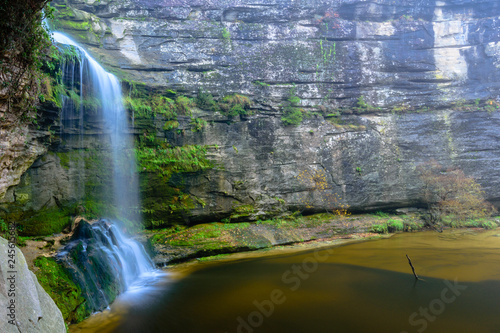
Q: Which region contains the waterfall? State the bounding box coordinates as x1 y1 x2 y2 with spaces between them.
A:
56 220 155 313
51 32 158 312
53 32 140 223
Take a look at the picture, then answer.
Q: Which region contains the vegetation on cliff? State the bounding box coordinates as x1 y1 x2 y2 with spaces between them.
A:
0 0 52 117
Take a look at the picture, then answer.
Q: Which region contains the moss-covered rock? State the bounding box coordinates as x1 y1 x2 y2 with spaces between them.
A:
34 256 90 324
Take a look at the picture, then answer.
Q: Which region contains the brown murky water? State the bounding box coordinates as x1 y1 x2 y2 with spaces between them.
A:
71 229 500 333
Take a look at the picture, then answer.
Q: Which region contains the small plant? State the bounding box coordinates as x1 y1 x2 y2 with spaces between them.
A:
222 27 231 41
374 211 390 218
281 86 304 126
220 94 251 117
190 118 207 132
0 218 8 237
163 120 179 131
282 107 304 126
175 96 194 115
253 81 270 87
484 99 500 113
354 95 380 113
387 219 404 232
355 167 362 175
370 223 388 234
195 89 219 111
481 221 498 229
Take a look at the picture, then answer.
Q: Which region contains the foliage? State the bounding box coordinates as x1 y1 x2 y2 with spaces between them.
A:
190 118 207 132
34 256 89 323
123 96 153 118
163 120 179 131
175 96 194 115
152 95 177 118
222 27 231 41
354 95 380 113
370 219 407 233
124 91 186 120
480 221 498 229
370 223 388 234
281 87 304 126
253 80 270 87
295 168 350 216
0 0 53 118
196 89 219 111
220 94 251 117
418 160 496 224
387 219 404 232
0 218 7 238
282 107 303 126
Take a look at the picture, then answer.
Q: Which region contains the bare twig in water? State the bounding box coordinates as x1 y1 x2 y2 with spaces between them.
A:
406 254 419 280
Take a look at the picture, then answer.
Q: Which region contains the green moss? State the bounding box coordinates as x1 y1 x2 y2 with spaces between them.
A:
281 86 304 126
152 95 177 118
34 257 90 323
56 151 71 169
152 222 251 247
56 20 90 31
135 144 213 181
82 96 101 114
222 27 231 41
20 206 71 236
253 80 270 87
230 204 255 220
123 96 153 118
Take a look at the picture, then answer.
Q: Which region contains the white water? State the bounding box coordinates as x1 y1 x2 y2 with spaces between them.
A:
52 32 140 222
51 32 162 309
56 220 160 312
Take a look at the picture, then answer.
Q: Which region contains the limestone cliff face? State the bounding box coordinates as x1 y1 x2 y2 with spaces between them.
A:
150 109 500 222
52 0 500 110
3 0 500 228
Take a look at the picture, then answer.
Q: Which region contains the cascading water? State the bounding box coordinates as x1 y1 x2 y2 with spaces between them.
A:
51 32 159 312
53 32 140 222
56 219 155 313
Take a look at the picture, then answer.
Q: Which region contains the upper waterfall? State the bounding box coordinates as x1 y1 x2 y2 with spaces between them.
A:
52 31 140 224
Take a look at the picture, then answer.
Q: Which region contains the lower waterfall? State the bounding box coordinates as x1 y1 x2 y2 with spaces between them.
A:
57 220 155 313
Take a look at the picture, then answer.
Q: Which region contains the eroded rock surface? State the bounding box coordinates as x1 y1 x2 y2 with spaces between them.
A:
52 0 500 109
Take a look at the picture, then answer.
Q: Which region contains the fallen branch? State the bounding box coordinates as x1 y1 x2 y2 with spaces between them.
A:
406 254 419 280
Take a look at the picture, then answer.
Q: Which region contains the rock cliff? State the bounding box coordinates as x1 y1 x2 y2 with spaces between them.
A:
51 0 500 110
3 0 500 229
